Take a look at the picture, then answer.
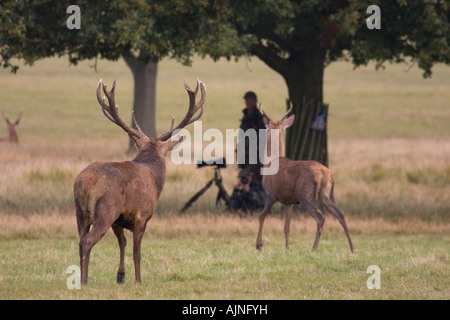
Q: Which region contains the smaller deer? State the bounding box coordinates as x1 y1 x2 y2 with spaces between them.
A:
256 105 355 253
74 79 206 285
0 112 22 144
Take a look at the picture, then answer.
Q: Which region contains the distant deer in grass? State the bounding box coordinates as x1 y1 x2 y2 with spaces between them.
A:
256 104 356 253
0 112 22 144
74 79 206 285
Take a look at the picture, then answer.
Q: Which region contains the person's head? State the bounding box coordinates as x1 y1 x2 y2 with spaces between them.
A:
243 91 257 112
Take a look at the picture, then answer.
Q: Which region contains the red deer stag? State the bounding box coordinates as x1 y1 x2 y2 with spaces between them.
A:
0 112 21 144
256 105 355 253
74 79 206 285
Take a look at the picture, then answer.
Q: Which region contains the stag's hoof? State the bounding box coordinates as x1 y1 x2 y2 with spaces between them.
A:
116 272 125 284
256 243 263 251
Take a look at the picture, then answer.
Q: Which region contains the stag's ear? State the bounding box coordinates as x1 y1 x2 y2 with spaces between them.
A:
164 136 185 153
280 114 295 132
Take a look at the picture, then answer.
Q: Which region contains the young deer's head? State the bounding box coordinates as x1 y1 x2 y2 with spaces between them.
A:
96 79 205 161
1 112 22 144
259 103 295 156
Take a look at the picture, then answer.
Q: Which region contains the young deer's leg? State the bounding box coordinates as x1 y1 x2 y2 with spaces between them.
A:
321 196 356 253
300 199 325 251
284 205 294 250
256 199 275 251
112 224 127 283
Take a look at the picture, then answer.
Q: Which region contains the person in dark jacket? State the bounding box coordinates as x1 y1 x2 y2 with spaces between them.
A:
229 91 266 213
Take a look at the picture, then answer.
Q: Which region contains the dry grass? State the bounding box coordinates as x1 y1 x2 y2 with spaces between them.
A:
1 212 448 242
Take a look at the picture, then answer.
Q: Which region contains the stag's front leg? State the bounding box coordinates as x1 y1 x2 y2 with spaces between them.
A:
132 221 147 284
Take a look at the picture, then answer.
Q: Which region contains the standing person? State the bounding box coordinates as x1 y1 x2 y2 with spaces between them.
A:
229 91 266 213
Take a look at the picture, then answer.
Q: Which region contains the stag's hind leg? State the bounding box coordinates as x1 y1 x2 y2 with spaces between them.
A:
79 222 111 285
112 224 127 284
79 200 120 285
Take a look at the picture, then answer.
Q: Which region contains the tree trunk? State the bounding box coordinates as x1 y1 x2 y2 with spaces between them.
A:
253 43 329 166
124 55 158 149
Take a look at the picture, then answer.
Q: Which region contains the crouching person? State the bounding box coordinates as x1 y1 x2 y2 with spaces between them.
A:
229 169 265 213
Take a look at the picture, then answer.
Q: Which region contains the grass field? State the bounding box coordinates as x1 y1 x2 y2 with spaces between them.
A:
0 56 449 299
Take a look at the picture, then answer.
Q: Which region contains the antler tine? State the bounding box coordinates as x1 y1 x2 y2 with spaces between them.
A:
157 80 206 141
96 79 146 140
131 111 146 136
96 79 114 121
280 102 293 122
186 79 205 125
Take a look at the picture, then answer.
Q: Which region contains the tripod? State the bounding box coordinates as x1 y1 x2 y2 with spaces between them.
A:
179 167 230 214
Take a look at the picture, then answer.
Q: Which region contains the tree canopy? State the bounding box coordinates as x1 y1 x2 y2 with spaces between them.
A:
1 1 204 69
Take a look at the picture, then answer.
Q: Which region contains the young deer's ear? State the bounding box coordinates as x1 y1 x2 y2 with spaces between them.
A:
280 114 295 132
262 115 271 128
15 113 22 126
2 112 10 126
258 105 271 128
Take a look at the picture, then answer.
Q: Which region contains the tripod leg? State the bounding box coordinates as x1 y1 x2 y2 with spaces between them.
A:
214 169 230 207
180 179 214 214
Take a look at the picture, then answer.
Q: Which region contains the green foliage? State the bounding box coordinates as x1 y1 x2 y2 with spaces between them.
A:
0 0 216 71
214 0 450 78
2 1 448 76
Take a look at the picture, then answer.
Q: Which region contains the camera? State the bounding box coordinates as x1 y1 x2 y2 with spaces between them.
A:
240 176 249 184
197 157 226 169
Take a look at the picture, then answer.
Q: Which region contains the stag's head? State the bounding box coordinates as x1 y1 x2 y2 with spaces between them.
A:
96 79 206 158
259 103 295 134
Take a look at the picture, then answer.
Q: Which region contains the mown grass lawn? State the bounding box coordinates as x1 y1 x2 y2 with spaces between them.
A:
0 215 448 299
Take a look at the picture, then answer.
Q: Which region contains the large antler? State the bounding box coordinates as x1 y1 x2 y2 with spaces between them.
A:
96 79 146 142
157 79 206 141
